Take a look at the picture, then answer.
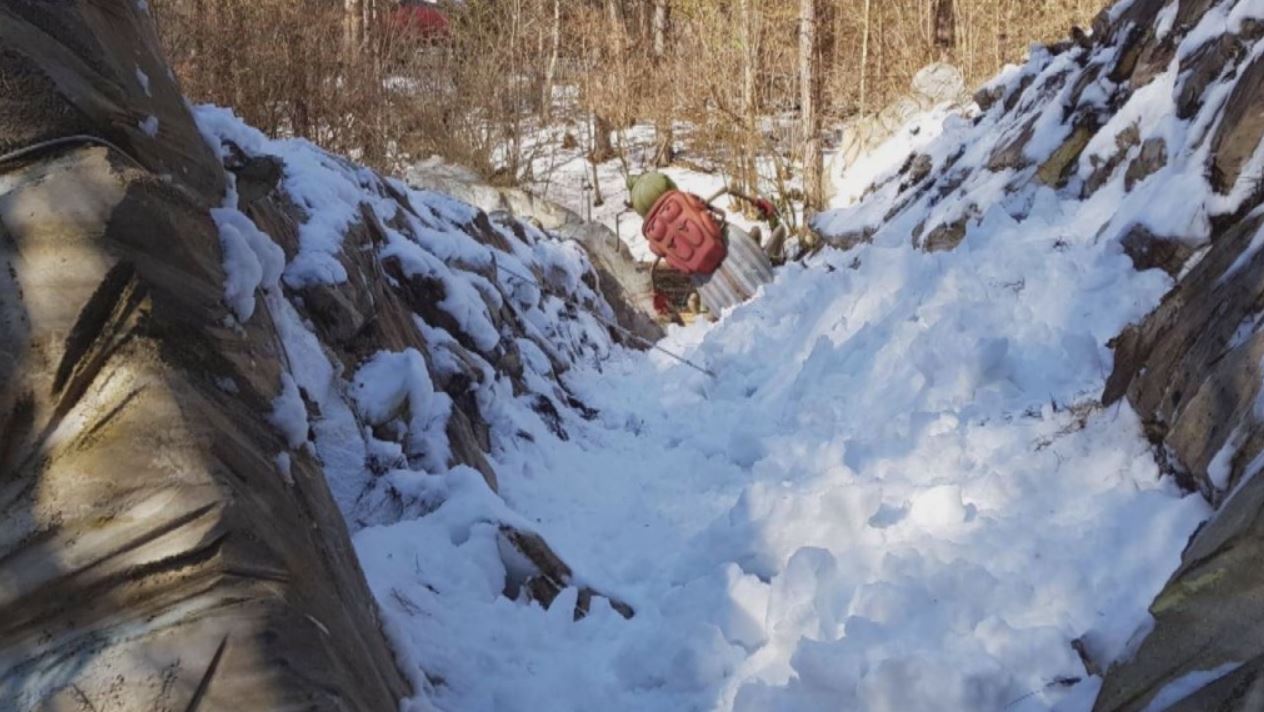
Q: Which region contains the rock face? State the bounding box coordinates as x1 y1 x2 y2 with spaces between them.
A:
817 0 1264 709
0 4 407 710
0 2 642 710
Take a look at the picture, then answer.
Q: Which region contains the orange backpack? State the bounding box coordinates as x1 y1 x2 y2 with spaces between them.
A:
642 190 728 275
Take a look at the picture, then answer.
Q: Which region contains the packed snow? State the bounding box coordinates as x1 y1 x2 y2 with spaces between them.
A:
357 227 1206 710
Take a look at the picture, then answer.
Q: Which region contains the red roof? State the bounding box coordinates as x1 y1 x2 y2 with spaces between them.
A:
390 4 450 39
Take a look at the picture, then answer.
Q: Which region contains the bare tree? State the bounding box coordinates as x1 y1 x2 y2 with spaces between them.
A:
935 0 957 56
590 0 625 163
739 0 762 194
344 0 364 55
542 0 562 122
155 0 1103 185
651 0 673 166
859 0 872 115
799 0 824 213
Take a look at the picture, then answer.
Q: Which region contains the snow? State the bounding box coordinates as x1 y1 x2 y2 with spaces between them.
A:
269 373 309 450
358 146 1211 708
1206 427 1242 492
275 451 295 486
211 205 284 322
831 107 961 208
351 350 453 473
190 28 1221 707
355 216 1209 708
135 67 151 96
1155 2 1179 40
512 118 807 262
138 115 159 137
350 25 1216 711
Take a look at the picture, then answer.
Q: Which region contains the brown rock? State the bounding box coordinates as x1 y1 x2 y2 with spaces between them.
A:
1124 137 1168 191
924 216 969 253
1176 34 1243 119
1210 52 1264 193
0 146 408 711
1037 121 1098 188
988 119 1037 172
1120 224 1191 277
498 526 634 621
1096 184 1264 712
1084 124 1141 197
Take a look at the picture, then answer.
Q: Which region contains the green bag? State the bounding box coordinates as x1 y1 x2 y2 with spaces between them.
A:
627 171 678 217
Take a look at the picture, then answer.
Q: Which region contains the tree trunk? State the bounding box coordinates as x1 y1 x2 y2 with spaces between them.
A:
800 0 824 213
653 0 668 67
593 113 616 164
606 0 625 30
651 0 673 166
344 0 364 56
192 0 204 62
740 0 761 194
542 0 562 122
591 0 626 166
859 0 872 116
935 0 956 56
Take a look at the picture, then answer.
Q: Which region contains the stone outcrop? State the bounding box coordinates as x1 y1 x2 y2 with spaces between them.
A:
0 4 406 709
1095 162 1264 711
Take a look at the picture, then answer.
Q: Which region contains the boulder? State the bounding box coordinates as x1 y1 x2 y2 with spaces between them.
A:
1037 121 1098 188
1119 224 1191 277
1083 123 1141 197
923 215 970 253
1176 34 1244 120
912 62 967 105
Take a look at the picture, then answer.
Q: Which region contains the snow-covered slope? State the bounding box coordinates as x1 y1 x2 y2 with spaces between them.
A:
194 105 626 530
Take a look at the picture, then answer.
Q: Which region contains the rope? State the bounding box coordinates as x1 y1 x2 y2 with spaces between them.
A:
492 260 716 379
0 134 147 171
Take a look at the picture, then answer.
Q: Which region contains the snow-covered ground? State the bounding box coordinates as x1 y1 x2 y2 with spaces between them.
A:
357 111 1209 712
195 43 1216 710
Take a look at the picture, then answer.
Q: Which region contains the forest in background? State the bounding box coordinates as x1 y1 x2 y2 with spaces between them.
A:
151 0 1105 210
